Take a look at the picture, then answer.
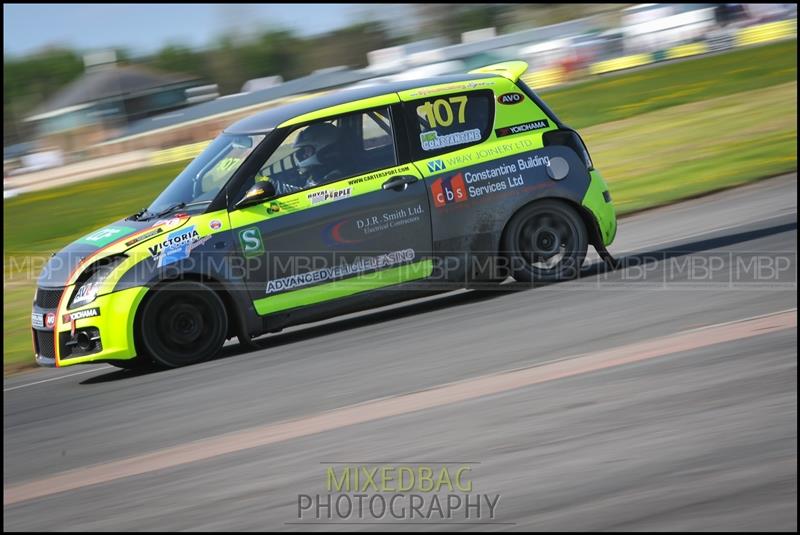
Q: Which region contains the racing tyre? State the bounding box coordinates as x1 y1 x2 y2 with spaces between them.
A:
137 281 228 368
502 200 588 283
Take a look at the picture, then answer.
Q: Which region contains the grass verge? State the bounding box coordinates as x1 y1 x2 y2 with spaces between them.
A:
542 39 797 128
584 81 797 213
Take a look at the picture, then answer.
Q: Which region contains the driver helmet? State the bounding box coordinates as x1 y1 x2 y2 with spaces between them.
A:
292 122 340 178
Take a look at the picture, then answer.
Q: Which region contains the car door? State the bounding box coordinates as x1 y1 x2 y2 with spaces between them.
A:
398 87 498 281
228 106 434 317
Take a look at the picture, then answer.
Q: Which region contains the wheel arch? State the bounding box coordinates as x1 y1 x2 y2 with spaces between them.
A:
498 196 603 257
132 273 246 357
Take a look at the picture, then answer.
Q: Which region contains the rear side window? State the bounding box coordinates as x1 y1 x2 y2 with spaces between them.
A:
406 90 493 157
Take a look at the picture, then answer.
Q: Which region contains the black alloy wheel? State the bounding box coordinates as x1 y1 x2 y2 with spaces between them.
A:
502 200 588 283
137 281 228 368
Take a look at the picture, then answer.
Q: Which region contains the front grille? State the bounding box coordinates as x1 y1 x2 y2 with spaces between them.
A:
36 287 64 309
34 330 55 359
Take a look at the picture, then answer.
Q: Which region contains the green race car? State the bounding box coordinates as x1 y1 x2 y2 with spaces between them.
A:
31 61 617 369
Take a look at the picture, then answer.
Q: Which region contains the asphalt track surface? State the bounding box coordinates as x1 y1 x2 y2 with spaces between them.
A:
4 174 797 531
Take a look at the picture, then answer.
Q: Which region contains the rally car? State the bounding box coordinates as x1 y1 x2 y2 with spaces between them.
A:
32 61 617 369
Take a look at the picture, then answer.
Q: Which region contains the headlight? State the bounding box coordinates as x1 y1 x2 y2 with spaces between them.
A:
68 255 127 309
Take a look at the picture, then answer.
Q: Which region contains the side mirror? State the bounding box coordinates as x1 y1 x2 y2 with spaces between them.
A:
235 180 276 209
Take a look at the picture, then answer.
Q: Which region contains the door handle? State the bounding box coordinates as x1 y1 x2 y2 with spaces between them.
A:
382 175 418 191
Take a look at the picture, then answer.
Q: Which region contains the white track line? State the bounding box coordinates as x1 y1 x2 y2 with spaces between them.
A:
3 366 114 392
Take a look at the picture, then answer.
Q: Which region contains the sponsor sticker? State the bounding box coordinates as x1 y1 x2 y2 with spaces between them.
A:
440 138 537 168
62 307 100 323
347 165 413 186
407 80 494 98
45 313 56 329
307 187 352 206
265 249 416 295
495 120 550 138
238 227 264 257
420 129 481 151
189 235 212 252
78 225 135 247
72 282 101 307
31 312 44 329
148 225 201 268
431 173 468 208
496 92 524 105
125 228 163 247
432 155 554 207
324 204 425 246
427 159 446 173
517 154 552 170
151 215 188 230
263 196 301 214
209 219 223 231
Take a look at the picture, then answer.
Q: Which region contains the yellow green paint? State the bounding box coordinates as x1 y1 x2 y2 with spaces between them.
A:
57 286 148 365
280 94 400 127
253 259 433 315
468 60 529 82
582 170 617 246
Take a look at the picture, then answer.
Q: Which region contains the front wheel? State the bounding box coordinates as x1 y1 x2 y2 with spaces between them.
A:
502 200 588 283
137 281 228 368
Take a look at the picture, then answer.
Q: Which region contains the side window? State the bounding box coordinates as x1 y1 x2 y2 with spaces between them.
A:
261 126 307 177
362 109 393 151
407 90 493 157
256 107 397 198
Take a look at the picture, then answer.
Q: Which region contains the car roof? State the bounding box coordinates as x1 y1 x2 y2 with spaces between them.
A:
224 72 497 135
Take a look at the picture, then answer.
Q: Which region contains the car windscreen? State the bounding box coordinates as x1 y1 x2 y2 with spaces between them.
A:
146 133 265 216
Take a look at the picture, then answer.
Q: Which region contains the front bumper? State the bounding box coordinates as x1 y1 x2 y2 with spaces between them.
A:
35 354 57 367
32 285 149 367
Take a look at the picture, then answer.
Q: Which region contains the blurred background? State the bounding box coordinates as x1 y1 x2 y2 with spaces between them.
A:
3 3 798 373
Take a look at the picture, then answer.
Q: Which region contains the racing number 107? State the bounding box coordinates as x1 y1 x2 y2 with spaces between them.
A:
417 96 468 128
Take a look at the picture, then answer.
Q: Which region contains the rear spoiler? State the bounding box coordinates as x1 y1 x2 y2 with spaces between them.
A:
468 61 529 82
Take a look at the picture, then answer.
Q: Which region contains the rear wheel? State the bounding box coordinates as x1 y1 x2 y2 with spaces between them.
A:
137 281 228 368
502 200 588 282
